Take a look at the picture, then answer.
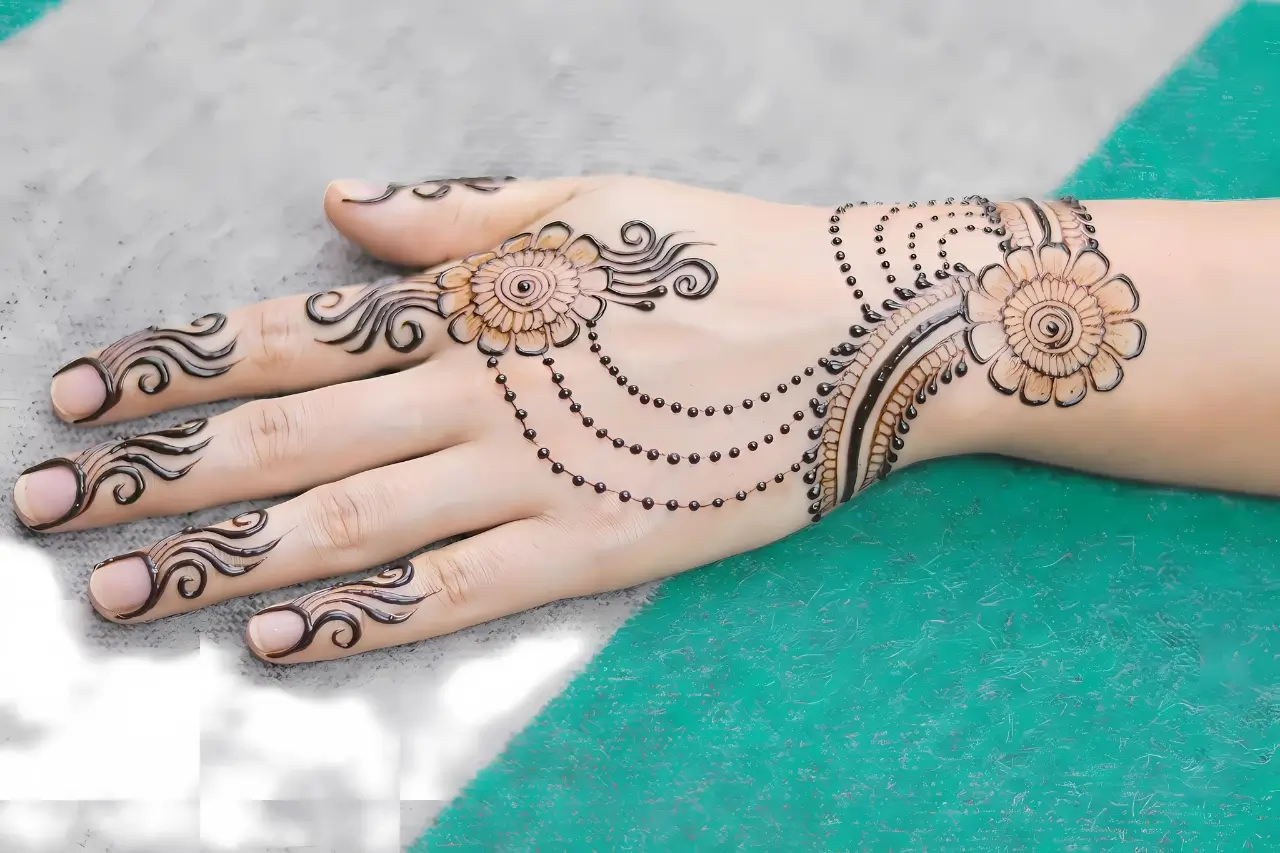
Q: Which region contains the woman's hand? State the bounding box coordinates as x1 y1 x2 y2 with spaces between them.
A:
14 176 1168 663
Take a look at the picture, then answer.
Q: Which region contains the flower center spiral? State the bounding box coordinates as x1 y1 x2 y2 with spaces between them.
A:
492 263 557 313
1003 277 1104 378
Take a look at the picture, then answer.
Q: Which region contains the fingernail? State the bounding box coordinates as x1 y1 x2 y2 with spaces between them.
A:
89 555 153 616
50 362 108 422
248 609 305 655
13 462 78 528
329 179 390 204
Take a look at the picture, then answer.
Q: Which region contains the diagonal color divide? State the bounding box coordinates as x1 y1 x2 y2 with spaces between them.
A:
421 4 1280 849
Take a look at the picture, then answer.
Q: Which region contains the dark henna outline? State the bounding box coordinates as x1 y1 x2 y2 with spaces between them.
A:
305 221 719 357
340 175 516 205
304 280 440 355
97 510 281 620
257 560 435 659
840 305 965 502
813 196 1146 521
859 334 968 490
595 220 718 307
19 419 211 531
53 313 238 423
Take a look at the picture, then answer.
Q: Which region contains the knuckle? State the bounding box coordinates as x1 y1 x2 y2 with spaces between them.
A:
307 484 385 554
422 547 496 608
582 500 651 551
242 399 308 469
253 304 302 377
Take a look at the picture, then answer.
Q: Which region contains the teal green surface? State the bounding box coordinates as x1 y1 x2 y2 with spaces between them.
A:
423 4 1280 850
0 0 57 41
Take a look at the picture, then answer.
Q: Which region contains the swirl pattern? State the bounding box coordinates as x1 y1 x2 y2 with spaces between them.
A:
255 560 436 659
19 419 212 531
339 175 515 205
100 510 282 620
54 314 238 423
307 220 720 357
965 242 1145 406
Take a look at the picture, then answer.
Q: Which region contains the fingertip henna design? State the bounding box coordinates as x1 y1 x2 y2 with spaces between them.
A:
100 510 281 620
55 313 238 423
256 560 435 659
340 175 516 205
19 419 212 531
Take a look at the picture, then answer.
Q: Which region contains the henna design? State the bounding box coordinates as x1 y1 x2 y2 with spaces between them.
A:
256 560 435 658
54 314 238 423
96 510 281 620
537 356 808 465
810 278 973 518
306 198 1143 522
586 325 822 417
492 365 808 511
340 176 515 205
859 334 967 491
812 197 1146 521
19 419 211 531
306 221 718 357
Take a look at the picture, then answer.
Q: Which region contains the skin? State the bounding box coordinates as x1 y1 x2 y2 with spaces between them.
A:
11 176 1280 664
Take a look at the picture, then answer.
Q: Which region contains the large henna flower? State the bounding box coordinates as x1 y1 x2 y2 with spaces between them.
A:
963 243 1146 406
437 222 608 356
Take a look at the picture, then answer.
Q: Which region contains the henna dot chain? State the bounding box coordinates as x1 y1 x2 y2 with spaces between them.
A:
490 364 818 511
585 322 825 416
828 197 999 343
541 357 816 465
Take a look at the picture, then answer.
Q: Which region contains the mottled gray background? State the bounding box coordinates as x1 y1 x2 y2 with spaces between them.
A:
0 0 1235 849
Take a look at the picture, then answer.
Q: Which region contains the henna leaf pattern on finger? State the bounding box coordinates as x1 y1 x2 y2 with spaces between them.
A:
19 419 211 531
340 175 515 205
255 560 436 659
97 510 281 620
54 313 238 423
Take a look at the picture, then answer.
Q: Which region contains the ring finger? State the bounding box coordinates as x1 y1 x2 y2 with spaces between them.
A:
13 359 485 532
85 442 541 623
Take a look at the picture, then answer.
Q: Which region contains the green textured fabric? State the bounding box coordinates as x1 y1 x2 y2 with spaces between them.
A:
0 0 58 41
422 4 1280 850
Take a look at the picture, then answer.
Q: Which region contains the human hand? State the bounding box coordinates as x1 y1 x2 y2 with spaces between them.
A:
12 177 1144 662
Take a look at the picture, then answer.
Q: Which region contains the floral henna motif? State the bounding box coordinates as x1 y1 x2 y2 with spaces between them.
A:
340 175 515 205
18 419 211 531
307 220 717 357
97 510 281 620
964 243 1145 406
255 560 436 659
53 314 237 423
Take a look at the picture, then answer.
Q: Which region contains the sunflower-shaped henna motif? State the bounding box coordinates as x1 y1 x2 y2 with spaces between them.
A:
963 243 1146 406
438 222 608 356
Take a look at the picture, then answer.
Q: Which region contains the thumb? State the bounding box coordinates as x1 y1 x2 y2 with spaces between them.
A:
322 175 597 267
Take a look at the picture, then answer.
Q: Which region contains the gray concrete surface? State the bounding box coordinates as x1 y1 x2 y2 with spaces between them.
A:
0 0 1236 849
